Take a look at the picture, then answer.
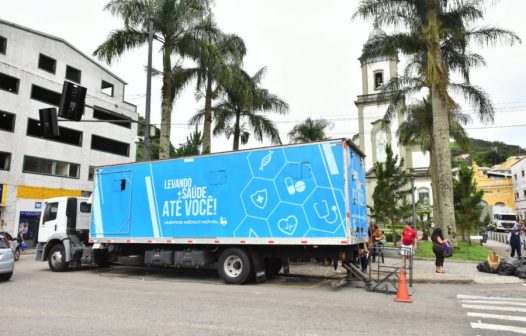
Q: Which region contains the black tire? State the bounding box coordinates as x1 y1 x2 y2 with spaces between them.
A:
265 258 282 278
48 244 70 272
218 248 253 284
14 248 20 261
0 272 12 281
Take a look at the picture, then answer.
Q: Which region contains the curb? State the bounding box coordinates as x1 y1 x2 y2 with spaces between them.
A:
280 272 475 285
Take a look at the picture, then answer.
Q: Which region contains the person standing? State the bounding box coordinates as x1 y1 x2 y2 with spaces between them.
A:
508 226 522 258
431 227 446 273
400 221 418 264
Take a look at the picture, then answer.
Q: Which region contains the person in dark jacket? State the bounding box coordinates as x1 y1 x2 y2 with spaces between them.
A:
508 227 522 258
431 228 447 273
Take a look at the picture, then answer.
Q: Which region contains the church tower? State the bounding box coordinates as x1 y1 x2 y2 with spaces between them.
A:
354 24 433 214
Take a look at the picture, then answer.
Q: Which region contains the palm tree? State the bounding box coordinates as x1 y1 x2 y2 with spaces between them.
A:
354 0 520 240
191 33 246 153
93 0 215 159
288 118 333 144
397 97 470 223
191 66 289 151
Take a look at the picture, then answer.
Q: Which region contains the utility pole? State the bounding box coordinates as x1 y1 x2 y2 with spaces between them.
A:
144 18 154 161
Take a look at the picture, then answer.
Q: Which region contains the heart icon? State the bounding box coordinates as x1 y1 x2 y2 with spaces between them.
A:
277 216 298 235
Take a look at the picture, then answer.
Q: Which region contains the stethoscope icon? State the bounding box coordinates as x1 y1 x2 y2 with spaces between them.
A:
314 200 339 224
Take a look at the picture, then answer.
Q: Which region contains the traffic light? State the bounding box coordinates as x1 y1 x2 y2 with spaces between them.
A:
58 81 87 121
39 108 60 137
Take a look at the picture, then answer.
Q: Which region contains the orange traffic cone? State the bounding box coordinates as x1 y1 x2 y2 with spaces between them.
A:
394 268 413 303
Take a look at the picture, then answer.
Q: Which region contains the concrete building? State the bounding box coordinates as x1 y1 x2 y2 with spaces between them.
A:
353 24 433 215
0 19 138 245
511 157 526 220
473 156 524 211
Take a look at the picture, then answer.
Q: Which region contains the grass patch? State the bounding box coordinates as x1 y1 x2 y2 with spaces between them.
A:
415 240 492 261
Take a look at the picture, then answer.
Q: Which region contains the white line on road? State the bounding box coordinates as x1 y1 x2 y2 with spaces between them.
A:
458 294 526 302
462 300 526 307
468 312 526 323
471 322 526 334
462 304 526 313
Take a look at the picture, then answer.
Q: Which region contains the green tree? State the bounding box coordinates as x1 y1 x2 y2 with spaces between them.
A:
94 0 215 159
174 126 202 157
287 118 333 144
453 163 484 244
192 66 289 150
371 145 410 246
191 32 246 153
136 116 175 160
396 97 469 228
354 0 520 243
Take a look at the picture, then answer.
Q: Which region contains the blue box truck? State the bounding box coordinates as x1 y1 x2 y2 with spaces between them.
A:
36 139 368 284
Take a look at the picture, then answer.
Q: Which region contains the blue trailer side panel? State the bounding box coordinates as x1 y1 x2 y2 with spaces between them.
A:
90 140 367 243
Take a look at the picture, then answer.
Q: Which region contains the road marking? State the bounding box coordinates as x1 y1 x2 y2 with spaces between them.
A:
462 304 526 313
457 294 526 302
471 322 526 334
467 312 526 323
462 300 526 307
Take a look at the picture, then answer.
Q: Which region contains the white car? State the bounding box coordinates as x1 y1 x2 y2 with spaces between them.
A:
0 232 20 261
0 235 14 281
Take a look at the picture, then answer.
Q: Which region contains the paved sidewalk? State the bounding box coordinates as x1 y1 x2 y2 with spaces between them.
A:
286 239 525 285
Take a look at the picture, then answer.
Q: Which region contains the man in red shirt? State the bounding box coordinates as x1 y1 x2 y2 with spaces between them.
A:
401 221 418 264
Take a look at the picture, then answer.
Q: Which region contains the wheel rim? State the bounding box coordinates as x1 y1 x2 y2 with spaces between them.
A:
51 249 63 267
14 250 20 260
223 255 243 278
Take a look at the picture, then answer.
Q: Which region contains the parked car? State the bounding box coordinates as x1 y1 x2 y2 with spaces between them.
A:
0 235 14 281
0 232 20 261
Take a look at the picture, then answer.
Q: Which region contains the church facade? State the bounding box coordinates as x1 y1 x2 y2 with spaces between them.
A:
353 26 433 219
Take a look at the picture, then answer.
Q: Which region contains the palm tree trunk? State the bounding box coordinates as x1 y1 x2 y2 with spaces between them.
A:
430 148 441 226
160 49 173 159
430 50 457 246
233 110 241 151
202 76 213 154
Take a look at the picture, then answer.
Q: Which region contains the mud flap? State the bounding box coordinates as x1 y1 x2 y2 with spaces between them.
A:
247 248 267 282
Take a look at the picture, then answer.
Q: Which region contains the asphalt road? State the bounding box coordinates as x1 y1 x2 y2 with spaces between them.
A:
3 255 525 335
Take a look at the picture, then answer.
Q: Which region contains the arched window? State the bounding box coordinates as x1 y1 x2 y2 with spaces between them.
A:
374 71 384 90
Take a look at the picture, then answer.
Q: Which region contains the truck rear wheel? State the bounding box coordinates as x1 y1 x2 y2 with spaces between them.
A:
218 248 253 284
48 244 69 272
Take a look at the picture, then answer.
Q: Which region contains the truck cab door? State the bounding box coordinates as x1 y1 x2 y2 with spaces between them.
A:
38 201 60 243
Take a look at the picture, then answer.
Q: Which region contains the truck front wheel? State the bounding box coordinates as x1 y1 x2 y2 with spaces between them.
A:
48 244 69 272
218 248 253 284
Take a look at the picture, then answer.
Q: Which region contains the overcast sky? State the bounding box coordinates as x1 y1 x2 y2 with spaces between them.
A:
2 0 525 153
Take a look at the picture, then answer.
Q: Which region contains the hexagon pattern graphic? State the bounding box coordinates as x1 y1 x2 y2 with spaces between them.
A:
236 145 348 238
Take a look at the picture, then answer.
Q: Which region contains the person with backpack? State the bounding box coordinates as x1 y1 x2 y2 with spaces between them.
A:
508 225 523 258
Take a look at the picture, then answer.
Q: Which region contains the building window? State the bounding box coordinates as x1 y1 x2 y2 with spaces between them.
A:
91 135 129 157
0 151 11 171
88 166 95 181
101 80 114 96
524 190 526 198
23 155 80 178
418 187 430 203
27 118 82 146
38 53 57 74
0 72 20 94
0 36 6 54
0 110 15 132
374 71 384 90
30 84 61 106
93 106 131 129
65 65 81 84
522 170 525 177
514 174 518 180
516 192 520 200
